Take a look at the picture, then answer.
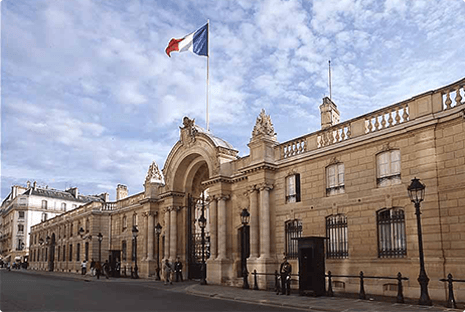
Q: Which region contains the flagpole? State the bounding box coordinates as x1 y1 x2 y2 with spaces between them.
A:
328 60 332 100
206 20 210 131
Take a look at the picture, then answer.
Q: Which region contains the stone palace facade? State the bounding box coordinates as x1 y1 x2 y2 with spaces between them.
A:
29 78 464 302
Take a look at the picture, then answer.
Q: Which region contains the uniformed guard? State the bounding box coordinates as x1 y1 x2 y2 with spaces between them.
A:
174 257 183 282
279 256 292 295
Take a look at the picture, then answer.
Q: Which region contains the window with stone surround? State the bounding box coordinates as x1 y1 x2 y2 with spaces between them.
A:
77 243 80 261
61 203 66 211
326 214 348 259
285 219 302 259
42 200 48 209
122 240 127 261
377 150 401 187
63 245 66 261
132 213 138 226
286 174 301 203
18 211 25 219
326 163 345 196
122 215 127 231
69 244 73 261
18 224 24 234
41 212 48 222
377 208 406 258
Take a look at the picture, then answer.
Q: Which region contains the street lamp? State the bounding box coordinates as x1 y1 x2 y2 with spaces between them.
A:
132 225 139 279
97 233 103 263
240 208 250 289
155 223 162 280
408 177 432 306
199 192 207 285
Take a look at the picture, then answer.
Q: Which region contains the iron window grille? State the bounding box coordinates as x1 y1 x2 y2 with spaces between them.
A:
285 219 302 259
377 208 407 258
326 214 348 259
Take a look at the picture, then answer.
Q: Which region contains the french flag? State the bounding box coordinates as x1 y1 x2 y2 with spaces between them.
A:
165 23 208 57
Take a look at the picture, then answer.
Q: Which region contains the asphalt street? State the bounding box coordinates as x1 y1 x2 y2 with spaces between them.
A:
0 270 299 312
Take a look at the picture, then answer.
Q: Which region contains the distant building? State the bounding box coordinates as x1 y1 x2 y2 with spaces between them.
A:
0 181 108 264
29 78 464 303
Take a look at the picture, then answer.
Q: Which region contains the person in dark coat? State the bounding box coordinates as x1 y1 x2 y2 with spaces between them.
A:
174 257 183 282
95 261 102 279
103 260 110 279
279 256 292 295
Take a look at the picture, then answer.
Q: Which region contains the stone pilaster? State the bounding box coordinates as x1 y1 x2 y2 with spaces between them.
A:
248 185 259 259
208 196 218 260
164 207 170 260
169 206 177 261
217 195 229 260
259 183 273 259
147 212 154 261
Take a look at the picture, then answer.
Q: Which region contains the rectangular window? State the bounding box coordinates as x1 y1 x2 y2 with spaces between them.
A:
122 240 127 261
70 224 73 237
63 245 66 261
69 244 73 261
58 246 61 261
377 208 406 258
61 203 66 211
41 213 48 222
285 219 302 259
377 150 401 187
286 174 301 203
326 214 348 259
122 216 127 231
18 211 25 219
77 243 80 261
42 200 48 209
18 224 24 234
326 163 345 196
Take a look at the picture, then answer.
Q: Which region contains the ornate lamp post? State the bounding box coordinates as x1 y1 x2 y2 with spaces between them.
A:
132 225 139 279
155 223 162 280
240 208 250 289
198 193 207 285
97 233 103 263
408 177 432 306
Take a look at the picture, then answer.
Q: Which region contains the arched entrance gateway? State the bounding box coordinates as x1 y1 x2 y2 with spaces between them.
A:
159 117 239 283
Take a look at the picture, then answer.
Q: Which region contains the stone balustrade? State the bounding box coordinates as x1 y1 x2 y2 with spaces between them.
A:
277 77 465 160
102 202 116 211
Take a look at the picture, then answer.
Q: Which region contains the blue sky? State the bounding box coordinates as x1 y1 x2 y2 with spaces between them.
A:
2 0 465 200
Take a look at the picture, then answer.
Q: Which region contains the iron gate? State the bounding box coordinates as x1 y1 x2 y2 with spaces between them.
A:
187 194 210 279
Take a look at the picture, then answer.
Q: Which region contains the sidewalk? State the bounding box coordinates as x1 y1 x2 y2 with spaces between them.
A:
185 284 463 312
7 268 464 312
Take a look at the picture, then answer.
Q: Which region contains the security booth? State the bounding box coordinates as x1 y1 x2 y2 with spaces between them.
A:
296 237 326 296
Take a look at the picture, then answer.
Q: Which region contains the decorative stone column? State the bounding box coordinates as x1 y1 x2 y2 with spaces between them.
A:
164 208 170 260
147 212 154 261
208 196 218 260
169 206 177 261
248 186 259 259
217 195 229 260
259 183 273 259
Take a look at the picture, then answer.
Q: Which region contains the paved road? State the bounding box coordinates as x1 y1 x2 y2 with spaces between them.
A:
0 270 298 312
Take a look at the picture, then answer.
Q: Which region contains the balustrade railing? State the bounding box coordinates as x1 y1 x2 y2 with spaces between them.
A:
102 202 116 211
365 103 409 134
277 78 465 160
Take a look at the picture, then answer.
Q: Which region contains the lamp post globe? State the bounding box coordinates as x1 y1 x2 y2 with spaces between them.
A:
240 208 250 289
155 223 162 280
408 177 432 306
132 225 139 279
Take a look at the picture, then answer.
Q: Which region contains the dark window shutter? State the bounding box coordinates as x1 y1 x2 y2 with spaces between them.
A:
296 174 301 202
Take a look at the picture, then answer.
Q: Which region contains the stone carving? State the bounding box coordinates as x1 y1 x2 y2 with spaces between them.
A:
180 116 198 145
145 161 165 185
328 156 339 165
252 109 276 139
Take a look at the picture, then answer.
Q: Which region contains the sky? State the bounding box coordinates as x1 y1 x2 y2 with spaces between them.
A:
2 0 465 201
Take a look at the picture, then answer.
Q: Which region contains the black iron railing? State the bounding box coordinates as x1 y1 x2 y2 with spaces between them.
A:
439 273 465 309
250 270 299 293
326 271 408 303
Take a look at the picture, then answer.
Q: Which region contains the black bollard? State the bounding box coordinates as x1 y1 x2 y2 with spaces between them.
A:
359 271 366 300
327 271 334 297
396 272 404 303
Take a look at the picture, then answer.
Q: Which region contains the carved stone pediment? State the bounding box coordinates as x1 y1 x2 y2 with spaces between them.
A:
145 161 165 185
251 109 276 140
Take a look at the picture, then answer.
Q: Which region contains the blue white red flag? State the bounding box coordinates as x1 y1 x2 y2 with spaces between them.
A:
165 23 208 57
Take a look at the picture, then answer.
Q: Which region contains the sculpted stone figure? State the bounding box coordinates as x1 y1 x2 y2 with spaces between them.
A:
252 109 276 139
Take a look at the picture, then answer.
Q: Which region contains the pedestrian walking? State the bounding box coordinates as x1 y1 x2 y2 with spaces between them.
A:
163 259 173 285
279 256 292 295
95 261 102 279
90 259 96 276
81 260 87 275
103 260 110 279
174 257 183 282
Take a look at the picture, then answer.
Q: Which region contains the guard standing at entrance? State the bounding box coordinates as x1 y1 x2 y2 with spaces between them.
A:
280 256 292 295
174 257 183 282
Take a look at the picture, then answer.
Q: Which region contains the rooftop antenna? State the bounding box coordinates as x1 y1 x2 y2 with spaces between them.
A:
328 60 332 100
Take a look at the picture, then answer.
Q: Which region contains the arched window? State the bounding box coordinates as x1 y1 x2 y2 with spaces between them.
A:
326 214 348 259
377 208 406 258
285 219 302 259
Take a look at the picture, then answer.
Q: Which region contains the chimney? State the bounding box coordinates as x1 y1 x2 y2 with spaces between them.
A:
12 186 18 199
67 187 79 198
100 193 110 202
320 97 340 130
33 181 37 190
27 181 31 188
116 184 128 201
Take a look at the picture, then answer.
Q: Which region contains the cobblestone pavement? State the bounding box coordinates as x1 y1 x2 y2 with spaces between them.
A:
8 268 464 312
